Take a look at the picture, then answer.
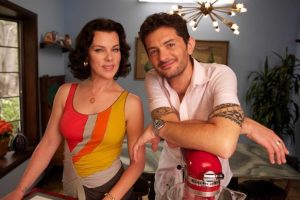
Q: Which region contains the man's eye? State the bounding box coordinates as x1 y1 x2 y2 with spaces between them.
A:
167 43 175 48
148 49 157 56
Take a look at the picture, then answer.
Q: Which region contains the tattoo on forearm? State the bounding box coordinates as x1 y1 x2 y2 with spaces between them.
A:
151 107 176 120
209 103 245 126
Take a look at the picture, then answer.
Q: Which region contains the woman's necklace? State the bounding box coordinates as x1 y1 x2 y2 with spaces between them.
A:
89 97 96 104
88 80 114 104
89 83 97 104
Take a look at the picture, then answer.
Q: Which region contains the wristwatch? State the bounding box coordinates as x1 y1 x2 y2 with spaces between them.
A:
152 119 165 137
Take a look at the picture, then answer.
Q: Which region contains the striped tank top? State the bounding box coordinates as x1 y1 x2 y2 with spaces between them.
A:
59 83 128 178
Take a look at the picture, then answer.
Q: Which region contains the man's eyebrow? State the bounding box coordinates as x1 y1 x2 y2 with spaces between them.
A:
163 39 175 45
146 39 175 52
147 46 157 52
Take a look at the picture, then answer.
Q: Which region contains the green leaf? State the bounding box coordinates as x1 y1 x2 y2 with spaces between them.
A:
246 48 300 143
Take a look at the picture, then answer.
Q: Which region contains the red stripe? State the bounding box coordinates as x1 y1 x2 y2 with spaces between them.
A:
72 107 111 162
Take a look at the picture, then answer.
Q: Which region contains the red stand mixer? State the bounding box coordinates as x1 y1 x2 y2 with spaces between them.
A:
180 148 224 200
182 149 224 200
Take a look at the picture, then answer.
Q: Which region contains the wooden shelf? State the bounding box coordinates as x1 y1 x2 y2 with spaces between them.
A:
40 42 71 53
0 147 34 178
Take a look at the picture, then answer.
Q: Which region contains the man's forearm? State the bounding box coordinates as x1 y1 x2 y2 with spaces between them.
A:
158 119 240 158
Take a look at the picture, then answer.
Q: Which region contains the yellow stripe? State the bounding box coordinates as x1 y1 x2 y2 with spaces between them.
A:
74 91 128 177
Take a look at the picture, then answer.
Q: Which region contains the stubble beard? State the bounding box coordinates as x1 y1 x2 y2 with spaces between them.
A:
158 60 187 80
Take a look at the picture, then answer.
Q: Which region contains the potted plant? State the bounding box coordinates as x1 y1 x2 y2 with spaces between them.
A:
0 119 13 157
246 48 300 144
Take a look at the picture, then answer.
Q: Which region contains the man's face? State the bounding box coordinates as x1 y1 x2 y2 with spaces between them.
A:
144 26 193 79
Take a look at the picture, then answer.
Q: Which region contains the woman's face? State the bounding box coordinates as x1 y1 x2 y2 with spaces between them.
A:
88 31 121 79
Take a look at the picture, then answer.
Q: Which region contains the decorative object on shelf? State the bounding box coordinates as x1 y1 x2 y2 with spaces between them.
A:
0 119 13 158
10 129 28 152
40 31 72 52
246 48 300 144
63 34 72 49
170 0 247 35
43 31 58 44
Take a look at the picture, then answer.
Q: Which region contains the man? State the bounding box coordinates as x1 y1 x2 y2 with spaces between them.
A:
133 13 289 199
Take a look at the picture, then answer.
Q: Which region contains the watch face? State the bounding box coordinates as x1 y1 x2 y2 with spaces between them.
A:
154 119 165 130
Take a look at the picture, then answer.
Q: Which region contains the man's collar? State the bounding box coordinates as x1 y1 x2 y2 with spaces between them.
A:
190 58 210 87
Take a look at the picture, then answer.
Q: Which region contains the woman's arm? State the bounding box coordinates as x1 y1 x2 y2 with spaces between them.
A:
103 93 145 200
2 84 69 200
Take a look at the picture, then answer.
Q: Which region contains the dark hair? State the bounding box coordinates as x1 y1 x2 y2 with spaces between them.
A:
139 12 190 48
68 18 131 80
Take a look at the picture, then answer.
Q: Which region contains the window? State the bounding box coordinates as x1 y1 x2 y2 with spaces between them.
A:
0 19 21 132
0 0 38 178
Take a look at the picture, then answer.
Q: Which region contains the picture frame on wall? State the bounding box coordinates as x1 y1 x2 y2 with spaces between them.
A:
135 37 149 80
193 40 229 65
134 38 229 79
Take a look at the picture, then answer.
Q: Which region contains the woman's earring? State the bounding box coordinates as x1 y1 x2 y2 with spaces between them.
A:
83 61 88 67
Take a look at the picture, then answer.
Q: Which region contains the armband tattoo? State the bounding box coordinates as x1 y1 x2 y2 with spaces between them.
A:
151 107 176 120
208 103 245 126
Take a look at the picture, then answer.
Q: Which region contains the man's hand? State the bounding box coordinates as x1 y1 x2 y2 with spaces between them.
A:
241 117 289 164
133 124 161 162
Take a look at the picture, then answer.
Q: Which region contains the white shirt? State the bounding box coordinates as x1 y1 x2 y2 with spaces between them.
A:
145 59 240 199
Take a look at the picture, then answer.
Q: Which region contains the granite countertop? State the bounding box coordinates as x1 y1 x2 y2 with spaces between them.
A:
229 143 300 180
121 141 300 180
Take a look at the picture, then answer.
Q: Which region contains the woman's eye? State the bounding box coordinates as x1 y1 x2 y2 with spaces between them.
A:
112 48 120 52
94 48 104 52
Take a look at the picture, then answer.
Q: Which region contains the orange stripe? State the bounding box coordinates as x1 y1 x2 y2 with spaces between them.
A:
72 107 111 162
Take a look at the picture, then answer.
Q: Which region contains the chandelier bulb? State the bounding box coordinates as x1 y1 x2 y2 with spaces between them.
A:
189 19 197 27
231 23 239 30
171 5 179 11
233 29 240 35
192 26 198 31
205 2 211 8
240 8 247 13
236 3 244 9
212 21 218 27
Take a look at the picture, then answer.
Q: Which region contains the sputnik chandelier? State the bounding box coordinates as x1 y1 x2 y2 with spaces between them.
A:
170 0 247 35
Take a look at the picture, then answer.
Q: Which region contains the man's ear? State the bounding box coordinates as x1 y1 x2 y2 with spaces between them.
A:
187 37 195 55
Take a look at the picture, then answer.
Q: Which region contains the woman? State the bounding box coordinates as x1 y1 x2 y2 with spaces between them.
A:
3 18 145 200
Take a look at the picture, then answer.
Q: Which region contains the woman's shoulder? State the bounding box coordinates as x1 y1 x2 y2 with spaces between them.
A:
55 82 78 99
124 92 143 119
125 92 142 109
57 82 73 93
126 92 141 102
